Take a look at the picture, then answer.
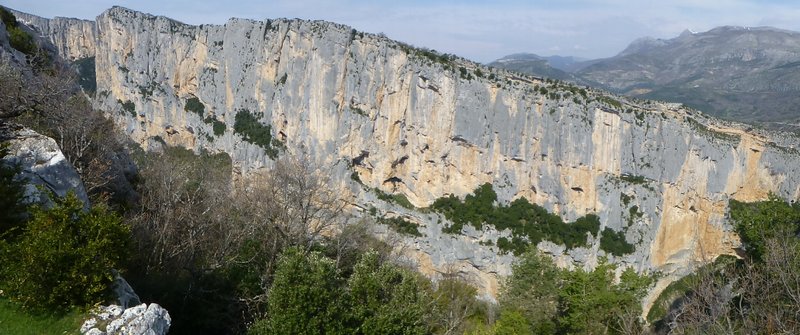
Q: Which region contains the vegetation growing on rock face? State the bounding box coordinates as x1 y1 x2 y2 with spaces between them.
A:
431 183 602 254
372 187 415 209
184 96 205 117
599 227 635 256
233 108 283 158
377 216 422 237
118 99 136 116
1 7 35 56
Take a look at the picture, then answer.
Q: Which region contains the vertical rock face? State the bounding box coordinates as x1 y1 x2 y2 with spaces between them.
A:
8 8 96 61
23 6 800 298
88 7 800 283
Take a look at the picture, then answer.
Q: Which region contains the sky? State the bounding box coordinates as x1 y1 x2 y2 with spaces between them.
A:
6 0 800 63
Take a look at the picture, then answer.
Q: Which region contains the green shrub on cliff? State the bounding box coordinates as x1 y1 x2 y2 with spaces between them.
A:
431 183 601 254
233 109 283 158
1 7 36 56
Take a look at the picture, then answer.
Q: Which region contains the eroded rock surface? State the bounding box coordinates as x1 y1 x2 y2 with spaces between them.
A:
81 303 171 335
13 6 800 304
0 122 89 205
8 7 96 61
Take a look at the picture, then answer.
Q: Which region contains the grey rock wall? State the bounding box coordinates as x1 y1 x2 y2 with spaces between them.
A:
16 6 800 302
8 7 96 61
88 7 800 294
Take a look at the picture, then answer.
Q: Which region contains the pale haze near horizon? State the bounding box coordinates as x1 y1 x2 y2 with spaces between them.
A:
6 0 800 63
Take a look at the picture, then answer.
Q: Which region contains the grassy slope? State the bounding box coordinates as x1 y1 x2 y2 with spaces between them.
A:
0 298 83 335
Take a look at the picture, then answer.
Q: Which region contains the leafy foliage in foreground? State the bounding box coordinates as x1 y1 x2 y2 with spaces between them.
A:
0 147 29 236
730 194 800 260
0 193 130 312
498 248 653 334
250 249 437 335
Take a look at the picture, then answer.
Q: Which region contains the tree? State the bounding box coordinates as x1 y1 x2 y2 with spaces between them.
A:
499 248 653 334
493 310 532 335
232 154 351 309
347 251 433 335
0 192 130 311
558 261 651 335
729 195 800 260
740 234 800 334
498 247 560 333
1 58 132 204
249 248 349 335
128 146 238 274
0 59 69 120
0 145 28 236
431 273 486 335
240 155 349 252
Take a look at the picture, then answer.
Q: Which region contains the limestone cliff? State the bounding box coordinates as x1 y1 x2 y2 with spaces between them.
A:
7 7 96 61
21 7 800 302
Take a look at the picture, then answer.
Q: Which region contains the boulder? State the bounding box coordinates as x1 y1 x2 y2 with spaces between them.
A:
0 122 89 205
81 303 171 335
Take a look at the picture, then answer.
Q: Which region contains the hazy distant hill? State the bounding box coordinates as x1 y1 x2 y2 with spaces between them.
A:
487 53 582 82
493 27 800 130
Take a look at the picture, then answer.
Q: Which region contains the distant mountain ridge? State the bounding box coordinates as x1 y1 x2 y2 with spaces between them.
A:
492 26 800 131
488 53 584 82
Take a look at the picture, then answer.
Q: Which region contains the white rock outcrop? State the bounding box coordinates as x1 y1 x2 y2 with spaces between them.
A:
81 303 171 335
0 122 89 205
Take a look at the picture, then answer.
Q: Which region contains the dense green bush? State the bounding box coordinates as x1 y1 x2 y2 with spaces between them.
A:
204 116 226 136
1 7 36 56
347 251 432 335
0 193 130 311
249 248 349 335
599 227 635 256
233 109 282 158
118 99 136 117
730 195 800 260
500 248 653 334
0 147 28 236
249 249 436 335
431 183 601 254
184 96 205 117
212 119 226 136
377 216 422 237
